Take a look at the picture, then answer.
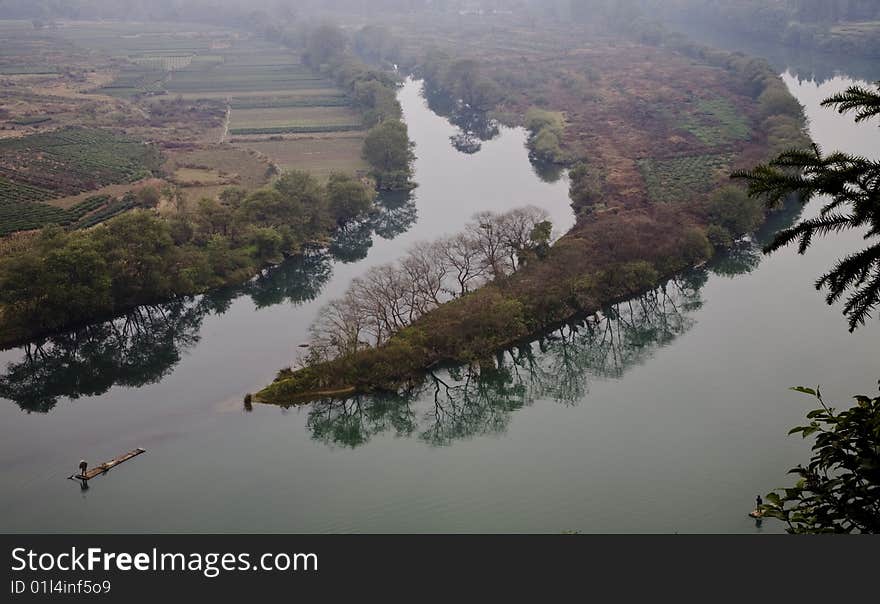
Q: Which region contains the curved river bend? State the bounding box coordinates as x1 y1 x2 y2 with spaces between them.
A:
0 63 877 532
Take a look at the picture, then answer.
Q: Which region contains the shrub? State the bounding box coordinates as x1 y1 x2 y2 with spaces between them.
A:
707 185 764 237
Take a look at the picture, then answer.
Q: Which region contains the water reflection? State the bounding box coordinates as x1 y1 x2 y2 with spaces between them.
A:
0 301 209 413
670 20 880 83
329 189 418 263
300 270 709 449
296 192 810 450
530 158 566 184
0 190 417 413
247 248 333 309
0 189 797 417
422 84 566 183
423 85 501 155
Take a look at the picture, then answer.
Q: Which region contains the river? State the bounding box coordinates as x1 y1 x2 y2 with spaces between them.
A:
0 52 877 532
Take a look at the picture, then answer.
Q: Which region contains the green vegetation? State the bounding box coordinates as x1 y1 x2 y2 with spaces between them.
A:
257 205 715 404
0 171 375 347
10 115 51 126
638 153 736 204
0 197 68 237
0 128 164 236
0 128 163 200
256 6 811 405
758 386 880 533
362 120 414 190
734 81 880 331
524 108 567 164
727 82 880 534
705 185 764 245
0 192 159 237
677 99 752 144
265 22 413 189
420 49 503 113
101 65 168 97
229 96 349 109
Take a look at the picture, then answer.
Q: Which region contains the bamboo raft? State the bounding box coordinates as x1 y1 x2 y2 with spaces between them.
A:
67 448 146 481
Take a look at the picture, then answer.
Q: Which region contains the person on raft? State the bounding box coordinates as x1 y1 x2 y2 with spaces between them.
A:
755 495 763 514
79 459 88 477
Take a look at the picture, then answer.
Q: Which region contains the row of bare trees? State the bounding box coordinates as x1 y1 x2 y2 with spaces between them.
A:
308 206 553 361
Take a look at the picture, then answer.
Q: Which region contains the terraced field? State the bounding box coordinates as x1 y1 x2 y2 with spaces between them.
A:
0 20 369 237
229 106 362 135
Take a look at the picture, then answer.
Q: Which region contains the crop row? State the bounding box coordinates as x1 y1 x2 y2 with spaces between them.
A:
638 153 735 204
0 193 131 237
74 196 137 229
229 124 364 136
229 96 350 109
0 176 55 203
131 55 194 72
0 128 163 198
10 116 52 126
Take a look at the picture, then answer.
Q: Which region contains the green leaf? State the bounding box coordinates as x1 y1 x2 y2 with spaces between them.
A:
791 386 817 396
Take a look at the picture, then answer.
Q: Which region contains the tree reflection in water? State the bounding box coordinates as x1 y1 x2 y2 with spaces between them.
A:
423 85 501 155
247 247 333 309
0 300 210 413
0 138 802 417
300 270 711 449
0 191 417 413
329 189 417 263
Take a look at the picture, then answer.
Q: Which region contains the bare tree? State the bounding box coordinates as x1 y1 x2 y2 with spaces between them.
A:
467 211 512 280
306 207 555 365
496 205 550 271
440 232 487 297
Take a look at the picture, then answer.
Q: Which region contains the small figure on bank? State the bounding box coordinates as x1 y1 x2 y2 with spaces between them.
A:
79 459 88 478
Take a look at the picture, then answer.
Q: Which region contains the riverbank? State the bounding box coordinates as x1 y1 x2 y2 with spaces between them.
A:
0 21 416 350
0 170 383 350
256 19 812 405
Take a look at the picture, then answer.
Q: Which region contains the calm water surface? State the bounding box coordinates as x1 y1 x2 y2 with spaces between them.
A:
0 63 877 532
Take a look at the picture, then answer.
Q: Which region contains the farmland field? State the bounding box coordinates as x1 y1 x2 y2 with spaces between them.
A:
176 88 343 101
239 135 369 179
228 106 362 135
0 191 142 236
637 153 736 204
0 20 371 238
163 146 274 206
674 98 752 145
174 167 227 185
0 128 163 200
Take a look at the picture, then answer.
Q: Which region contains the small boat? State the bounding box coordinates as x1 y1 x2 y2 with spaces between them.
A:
67 448 146 482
